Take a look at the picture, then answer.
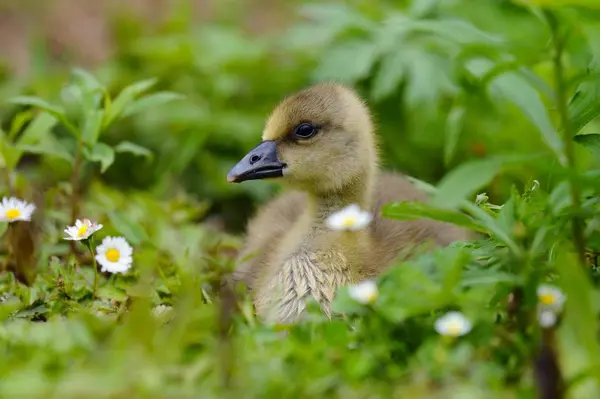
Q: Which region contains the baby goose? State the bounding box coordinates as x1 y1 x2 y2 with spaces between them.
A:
227 83 468 324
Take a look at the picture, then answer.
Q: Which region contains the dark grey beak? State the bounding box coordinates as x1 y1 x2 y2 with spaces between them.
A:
227 140 286 183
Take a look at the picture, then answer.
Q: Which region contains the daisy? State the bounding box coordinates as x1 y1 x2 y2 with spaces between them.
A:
64 218 103 241
0 196 36 222
537 284 566 313
95 236 133 274
348 280 378 304
326 204 372 231
434 311 472 337
538 309 558 328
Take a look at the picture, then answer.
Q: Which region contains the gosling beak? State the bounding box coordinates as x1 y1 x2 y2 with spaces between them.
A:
227 140 286 183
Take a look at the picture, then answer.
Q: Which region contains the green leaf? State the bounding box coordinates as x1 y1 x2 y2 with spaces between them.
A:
83 142 115 173
382 201 484 232
370 49 406 101
8 110 35 140
122 92 184 118
490 71 565 164
568 75 600 134
82 109 105 146
16 142 74 163
444 104 466 166
9 96 79 137
107 211 149 246
313 40 378 83
410 19 502 45
104 78 158 128
574 133 600 157
431 158 504 209
0 222 7 237
17 112 58 146
114 141 153 161
556 249 600 397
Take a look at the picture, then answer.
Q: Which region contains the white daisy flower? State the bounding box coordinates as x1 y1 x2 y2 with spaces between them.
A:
537 284 566 313
538 309 558 328
95 236 133 274
348 280 378 304
0 196 35 222
63 218 103 241
434 311 472 337
326 204 372 231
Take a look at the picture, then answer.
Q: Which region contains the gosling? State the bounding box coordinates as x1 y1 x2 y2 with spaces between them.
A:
227 83 469 324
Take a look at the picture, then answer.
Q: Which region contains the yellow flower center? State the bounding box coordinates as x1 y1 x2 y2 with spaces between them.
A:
106 248 120 262
366 292 377 303
5 208 20 220
539 293 555 305
342 216 357 227
77 225 88 238
446 321 462 336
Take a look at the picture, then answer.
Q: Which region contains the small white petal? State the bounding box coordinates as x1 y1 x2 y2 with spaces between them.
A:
348 280 378 304
0 196 36 223
538 309 557 328
63 218 103 241
326 204 373 231
434 311 472 337
537 284 566 313
95 236 133 274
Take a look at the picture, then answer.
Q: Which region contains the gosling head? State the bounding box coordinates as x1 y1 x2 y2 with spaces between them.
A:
227 83 377 195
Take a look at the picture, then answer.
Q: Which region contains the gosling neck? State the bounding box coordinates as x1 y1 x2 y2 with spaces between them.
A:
308 171 375 229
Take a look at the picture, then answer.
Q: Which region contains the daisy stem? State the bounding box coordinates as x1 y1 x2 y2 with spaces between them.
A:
85 241 99 300
157 262 175 294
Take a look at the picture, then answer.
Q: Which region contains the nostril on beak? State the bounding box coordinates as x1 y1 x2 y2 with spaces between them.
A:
250 154 262 165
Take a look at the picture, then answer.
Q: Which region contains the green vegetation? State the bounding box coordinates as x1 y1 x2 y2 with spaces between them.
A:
1 0 600 397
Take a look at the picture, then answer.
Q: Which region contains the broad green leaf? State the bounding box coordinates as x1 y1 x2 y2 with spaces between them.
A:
0 130 20 169
8 110 34 140
568 77 600 135
444 104 466 166
122 92 184 118
82 109 104 146
71 68 103 92
410 19 502 45
490 71 565 164
556 249 600 398
9 96 79 137
17 112 58 146
370 49 405 101
382 201 484 232
431 158 504 209
114 141 154 161
313 40 378 83
16 142 74 163
574 133 600 157
404 48 457 106
104 78 158 128
83 142 115 173
107 211 149 245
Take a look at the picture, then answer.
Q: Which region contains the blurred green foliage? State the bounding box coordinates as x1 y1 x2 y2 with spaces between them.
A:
1 0 600 397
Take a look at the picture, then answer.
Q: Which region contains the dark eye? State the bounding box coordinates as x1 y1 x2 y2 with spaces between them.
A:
293 123 318 139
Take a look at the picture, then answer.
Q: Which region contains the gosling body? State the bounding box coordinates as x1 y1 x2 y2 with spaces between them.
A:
227 83 468 324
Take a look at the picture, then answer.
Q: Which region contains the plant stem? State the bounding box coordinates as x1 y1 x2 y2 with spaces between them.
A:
69 140 84 257
157 262 175 294
546 11 586 266
85 241 99 300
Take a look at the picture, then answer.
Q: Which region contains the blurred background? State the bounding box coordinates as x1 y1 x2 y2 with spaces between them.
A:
0 0 595 234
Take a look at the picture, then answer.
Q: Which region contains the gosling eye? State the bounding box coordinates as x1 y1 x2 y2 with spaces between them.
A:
292 123 318 140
